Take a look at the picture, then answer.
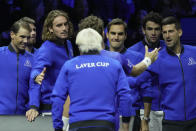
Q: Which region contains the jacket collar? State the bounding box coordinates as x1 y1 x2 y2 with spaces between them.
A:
31 48 36 54
166 45 184 56
8 43 25 55
120 47 127 54
83 50 100 55
142 39 160 49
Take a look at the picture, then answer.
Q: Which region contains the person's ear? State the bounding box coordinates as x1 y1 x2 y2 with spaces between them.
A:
49 27 53 33
178 29 182 37
10 31 15 40
124 32 127 40
142 27 145 35
106 31 109 39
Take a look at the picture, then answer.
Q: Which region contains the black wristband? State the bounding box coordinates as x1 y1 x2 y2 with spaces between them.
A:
30 105 39 110
143 97 152 103
142 116 150 122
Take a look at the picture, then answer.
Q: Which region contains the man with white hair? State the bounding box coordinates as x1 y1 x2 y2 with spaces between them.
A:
51 28 133 131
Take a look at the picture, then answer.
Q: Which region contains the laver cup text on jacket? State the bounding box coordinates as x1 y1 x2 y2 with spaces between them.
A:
76 62 109 69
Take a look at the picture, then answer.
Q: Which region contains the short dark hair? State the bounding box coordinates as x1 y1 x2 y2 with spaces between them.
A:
161 16 181 30
78 15 104 36
142 11 163 29
107 18 127 33
20 17 35 25
10 19 31 34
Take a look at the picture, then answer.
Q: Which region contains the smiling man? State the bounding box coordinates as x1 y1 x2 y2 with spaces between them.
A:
107 18 159 77
106 17 161 131
107 22 127 52
107 18 161 130
0 19 33 114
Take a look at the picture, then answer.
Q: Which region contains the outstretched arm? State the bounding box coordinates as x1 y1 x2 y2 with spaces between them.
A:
130 46 160 77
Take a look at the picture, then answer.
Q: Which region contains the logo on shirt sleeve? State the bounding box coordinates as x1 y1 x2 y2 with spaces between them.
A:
127 59 133 67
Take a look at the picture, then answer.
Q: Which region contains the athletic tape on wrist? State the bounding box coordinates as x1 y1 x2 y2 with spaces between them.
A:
142 57 151 67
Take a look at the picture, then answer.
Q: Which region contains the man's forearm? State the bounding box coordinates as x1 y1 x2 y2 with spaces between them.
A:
143 102 151 118
130 62 147 77
130 56 152 77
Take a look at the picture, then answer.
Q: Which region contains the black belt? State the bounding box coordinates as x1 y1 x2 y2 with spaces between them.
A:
70 120 115 130
163 117 196 125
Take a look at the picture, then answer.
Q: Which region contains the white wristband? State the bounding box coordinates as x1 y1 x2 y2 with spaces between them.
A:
62 116 69 130
142 57 151 67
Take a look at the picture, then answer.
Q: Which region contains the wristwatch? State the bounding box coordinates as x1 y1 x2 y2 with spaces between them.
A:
142 116 150 122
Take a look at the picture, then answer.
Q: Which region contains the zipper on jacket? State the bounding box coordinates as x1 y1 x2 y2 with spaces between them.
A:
15 54 19 114
177 56 186 120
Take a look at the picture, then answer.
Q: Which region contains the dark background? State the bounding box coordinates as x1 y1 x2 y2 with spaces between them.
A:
0 0 196 55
